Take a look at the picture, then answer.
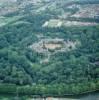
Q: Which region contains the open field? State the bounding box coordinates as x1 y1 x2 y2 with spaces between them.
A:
0 15 24 27
42 19 63 28
42 19 98 28
63 21 98 27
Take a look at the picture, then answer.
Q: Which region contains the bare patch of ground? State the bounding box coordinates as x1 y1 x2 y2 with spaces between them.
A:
29 38 80 54
44 43 62 50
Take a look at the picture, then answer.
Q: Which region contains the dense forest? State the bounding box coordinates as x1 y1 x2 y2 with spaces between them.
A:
0 0 99 97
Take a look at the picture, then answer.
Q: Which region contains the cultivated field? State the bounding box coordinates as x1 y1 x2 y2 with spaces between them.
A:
42 19 98 28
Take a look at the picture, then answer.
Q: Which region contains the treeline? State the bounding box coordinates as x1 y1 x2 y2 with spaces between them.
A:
0 81 99 96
